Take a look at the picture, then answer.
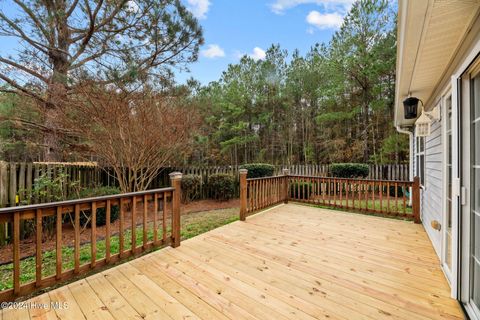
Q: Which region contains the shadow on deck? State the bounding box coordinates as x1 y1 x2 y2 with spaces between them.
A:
1 203 464 320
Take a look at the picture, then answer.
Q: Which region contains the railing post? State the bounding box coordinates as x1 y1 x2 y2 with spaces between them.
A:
412 176 421 224
170 172 182 248
239 169 248 221
283 169 290 204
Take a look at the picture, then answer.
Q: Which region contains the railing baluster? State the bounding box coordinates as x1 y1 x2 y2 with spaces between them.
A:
56 206 62 279
106 200 111 263
13 212 20 295
162 194 167 243
333 178 337 207
322 178 325 205
119 198 125 257
91 201 97 268
372 181 375 212
345 180 348 209
36 208 42 286
379 182 383 213
153 194 158 243
74 204 80 274
387 181 391 214
350 181 356 209
143 194 148 249
395 182 399 215
365 181 368 211
131 196 137 254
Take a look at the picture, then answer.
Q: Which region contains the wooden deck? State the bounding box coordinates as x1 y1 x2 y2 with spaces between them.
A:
1 204 464 320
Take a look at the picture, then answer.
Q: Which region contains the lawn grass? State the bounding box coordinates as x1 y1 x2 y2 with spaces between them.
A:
0 207 239 291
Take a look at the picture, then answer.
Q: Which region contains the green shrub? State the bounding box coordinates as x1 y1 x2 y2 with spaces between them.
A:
77 186 121 227
290 182 313 199
208 174 235 201
181 174 202 203
240 163 275 178
330 163 369 178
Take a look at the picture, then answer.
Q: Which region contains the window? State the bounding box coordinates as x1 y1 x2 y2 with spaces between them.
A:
416 136 426 186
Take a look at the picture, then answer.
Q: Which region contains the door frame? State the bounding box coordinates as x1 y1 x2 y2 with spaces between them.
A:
459 56 480 319
441 87 453 282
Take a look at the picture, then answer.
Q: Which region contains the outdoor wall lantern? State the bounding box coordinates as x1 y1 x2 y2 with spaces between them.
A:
403 96 420 119
415 105 441 137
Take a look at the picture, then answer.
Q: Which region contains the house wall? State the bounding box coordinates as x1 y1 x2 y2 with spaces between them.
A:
414 119 443 258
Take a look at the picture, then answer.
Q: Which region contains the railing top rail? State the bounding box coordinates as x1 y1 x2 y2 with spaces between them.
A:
0 187 175 214
246 175 286 182
287 175 413 185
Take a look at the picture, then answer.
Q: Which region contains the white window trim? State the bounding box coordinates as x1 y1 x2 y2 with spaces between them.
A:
441 90 453 283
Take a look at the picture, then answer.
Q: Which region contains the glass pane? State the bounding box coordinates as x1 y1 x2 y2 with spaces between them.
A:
448 165 452 199
475 76 480 121
475 212 480 265
420 155 425 186
476 168 480 216
446 96 452 131
475 123 480 166
473 212 480 307
474 256 480 307
446 231 452 270
448 135 452 165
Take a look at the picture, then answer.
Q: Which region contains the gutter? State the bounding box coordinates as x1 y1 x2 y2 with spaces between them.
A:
396 125 414 205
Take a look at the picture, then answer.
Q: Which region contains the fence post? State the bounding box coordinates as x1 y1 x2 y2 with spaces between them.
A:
283 169 290 204
239 169 248 221
170 172 182 248
412 176 421 224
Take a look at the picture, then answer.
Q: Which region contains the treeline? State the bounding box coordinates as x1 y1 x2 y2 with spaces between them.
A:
0 0 408 167
187 0 408 166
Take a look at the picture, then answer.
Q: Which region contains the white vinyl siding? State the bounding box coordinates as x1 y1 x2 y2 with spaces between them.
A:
414 119 443 257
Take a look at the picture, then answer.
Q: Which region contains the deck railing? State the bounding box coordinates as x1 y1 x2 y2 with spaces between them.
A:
240 170 420 223
0 172 182 302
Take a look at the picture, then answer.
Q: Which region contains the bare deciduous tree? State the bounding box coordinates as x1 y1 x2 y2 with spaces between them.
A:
0 0 203 160
63 83 199 192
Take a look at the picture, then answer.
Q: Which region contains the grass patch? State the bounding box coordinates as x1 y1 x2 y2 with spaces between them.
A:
0 207 239 291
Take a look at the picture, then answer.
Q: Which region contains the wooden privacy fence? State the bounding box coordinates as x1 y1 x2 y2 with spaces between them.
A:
0 162 409 208
0 172 182 302
0 162 102 208
240 170 420 223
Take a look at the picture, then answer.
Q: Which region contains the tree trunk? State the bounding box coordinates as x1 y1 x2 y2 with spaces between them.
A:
43 0 70 161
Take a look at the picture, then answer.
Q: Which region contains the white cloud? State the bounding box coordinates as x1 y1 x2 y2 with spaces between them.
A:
186 0 211 19
201 44 225 58
270 0 354 14
306 10 343 29
250 47 266 61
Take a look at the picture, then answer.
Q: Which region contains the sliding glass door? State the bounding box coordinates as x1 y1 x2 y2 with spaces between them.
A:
470 71 480 316
444 94 453 275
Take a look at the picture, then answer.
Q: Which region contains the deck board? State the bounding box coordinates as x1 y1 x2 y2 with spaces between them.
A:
0 204 465 319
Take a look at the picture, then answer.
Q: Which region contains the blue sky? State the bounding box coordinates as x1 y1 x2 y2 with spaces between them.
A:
178 0 354 84
0 0 354 86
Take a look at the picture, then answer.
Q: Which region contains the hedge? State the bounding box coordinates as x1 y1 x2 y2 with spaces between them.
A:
208 173 235 201
181 174 202 203
290 182 313 199
330 163 369 178
240 163 275 178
